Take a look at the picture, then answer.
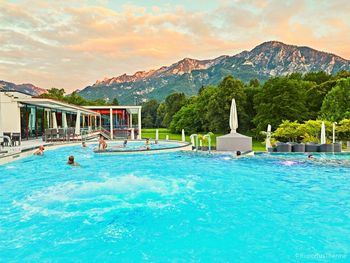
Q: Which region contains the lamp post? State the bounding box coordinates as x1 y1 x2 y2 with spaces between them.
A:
332 122 337 144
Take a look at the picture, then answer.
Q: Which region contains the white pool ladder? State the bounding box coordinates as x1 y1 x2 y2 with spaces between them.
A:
190 134 199 152
203 133 212 153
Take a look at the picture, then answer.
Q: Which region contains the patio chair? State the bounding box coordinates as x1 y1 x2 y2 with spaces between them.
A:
44 129 51 142
58 129 66 142
68 128 76 141
11 133 21 146
305 143 320 152
292 143 305 152
276 143 292 152
51 129 58 142
333 143 342 152
3 132 11 146
319 144 334 152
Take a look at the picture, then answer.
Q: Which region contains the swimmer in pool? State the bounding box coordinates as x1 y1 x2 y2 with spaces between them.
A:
82 141 87 148
154 139 158 144
236 150 242 157
123 139 128 148
67 155 79 166
145 138 150 145
33 145 45 155
98 135 107 151
308 154 315 159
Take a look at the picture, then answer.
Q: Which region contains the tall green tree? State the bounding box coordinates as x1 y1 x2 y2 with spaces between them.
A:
305 80 337 119
156 102 166 127
207 76 247 133
170 97 201 134
320 78 350 121
169 85 217 133
162 93 187 127
253 77 309 132
244 85 260 131
141 99 160 128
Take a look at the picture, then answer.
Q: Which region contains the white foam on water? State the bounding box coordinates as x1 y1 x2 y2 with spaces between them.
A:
280 160 298 166
14 174 197 219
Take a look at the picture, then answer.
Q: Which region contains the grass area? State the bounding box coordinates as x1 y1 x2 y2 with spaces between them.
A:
142 128 267 152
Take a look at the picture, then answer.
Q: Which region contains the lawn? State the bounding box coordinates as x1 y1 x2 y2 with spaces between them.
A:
142 128 267 152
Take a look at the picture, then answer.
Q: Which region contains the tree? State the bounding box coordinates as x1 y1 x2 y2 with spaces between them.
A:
156 102 166 127
65 91 89 105
195 85 217 131
111 98 119 106
141 99 160 128
320 78 350 121
273 120 301 142
338 119 350 141
305 80 337 119
334 70 350 80
303 71 331 84
162 93 187 127
253 77 309 132
249 78 260 87
206 76 247 133
170 100 201 134
244 85 260 132
297 120 332 143
40 88 65 100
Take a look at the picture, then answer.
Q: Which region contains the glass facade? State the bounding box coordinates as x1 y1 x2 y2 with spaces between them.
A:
20 104 80 140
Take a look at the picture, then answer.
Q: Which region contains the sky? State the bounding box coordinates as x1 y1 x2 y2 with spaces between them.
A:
1 0 350 91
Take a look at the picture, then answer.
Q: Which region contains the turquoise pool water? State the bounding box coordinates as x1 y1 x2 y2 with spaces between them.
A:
0 146 350 262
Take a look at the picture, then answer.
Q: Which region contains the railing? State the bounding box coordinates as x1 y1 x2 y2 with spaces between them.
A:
100 129 111 140
43 128 99 142
190 134 199 152
203 133 212 153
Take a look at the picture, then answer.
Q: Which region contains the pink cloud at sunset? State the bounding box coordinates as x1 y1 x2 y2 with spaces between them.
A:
0 0 349 91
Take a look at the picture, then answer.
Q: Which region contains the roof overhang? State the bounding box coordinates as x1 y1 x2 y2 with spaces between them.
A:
85 105 141 114
15 98 101 116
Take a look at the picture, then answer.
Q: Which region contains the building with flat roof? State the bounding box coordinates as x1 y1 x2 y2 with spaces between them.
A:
85 105 142 140
0 91 142 144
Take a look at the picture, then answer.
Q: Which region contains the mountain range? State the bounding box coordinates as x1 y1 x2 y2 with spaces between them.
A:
0 80 46 96
78 41 350 104
2 41 350 103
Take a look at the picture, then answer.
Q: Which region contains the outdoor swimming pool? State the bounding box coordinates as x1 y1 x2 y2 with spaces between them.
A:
0 145 349 261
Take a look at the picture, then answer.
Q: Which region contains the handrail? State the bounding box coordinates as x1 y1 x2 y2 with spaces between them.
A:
203 133 212 153
100 129 111 140
190 134 199 152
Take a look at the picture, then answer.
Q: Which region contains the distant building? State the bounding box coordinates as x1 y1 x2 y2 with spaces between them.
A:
0 90 141 143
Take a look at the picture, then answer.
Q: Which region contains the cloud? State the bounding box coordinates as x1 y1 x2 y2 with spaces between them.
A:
0 0 349 91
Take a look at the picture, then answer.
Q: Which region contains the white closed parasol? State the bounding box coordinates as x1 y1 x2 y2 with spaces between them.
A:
229 98 238 133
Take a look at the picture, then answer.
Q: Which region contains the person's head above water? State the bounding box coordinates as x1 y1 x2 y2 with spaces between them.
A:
236 151 241 156
82 142 87 147
308 154 314 159
67 155 75 165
